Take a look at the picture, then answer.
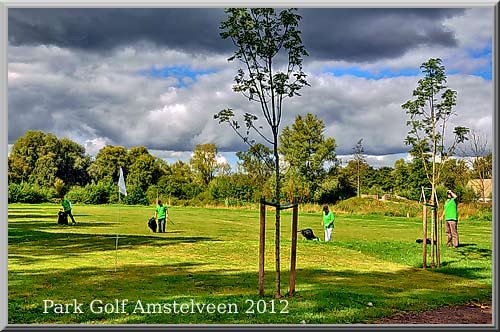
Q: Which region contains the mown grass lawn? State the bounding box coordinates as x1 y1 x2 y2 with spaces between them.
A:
8 203 492 325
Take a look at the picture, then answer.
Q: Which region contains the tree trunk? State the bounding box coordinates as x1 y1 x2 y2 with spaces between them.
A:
273 133 281 298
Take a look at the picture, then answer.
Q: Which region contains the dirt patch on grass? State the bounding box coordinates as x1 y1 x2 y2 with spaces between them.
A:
375 302 492 324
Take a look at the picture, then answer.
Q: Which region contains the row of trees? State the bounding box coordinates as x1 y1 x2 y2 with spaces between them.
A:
8 126 491 205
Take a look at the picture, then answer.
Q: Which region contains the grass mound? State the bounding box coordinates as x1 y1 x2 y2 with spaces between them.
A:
332 197 421 217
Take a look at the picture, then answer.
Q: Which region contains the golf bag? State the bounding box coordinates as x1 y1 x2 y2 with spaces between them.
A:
148 217 157 233
300 228 319 241
57 211 68 225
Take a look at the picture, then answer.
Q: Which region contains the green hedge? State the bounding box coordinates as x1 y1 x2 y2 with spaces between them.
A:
8 183 54 203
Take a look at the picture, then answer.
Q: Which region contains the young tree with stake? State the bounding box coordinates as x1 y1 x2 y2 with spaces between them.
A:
402 58 469 268
215 8 309 297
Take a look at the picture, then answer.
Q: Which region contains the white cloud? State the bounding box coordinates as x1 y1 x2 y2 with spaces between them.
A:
7 8 493 169
84 137 108 157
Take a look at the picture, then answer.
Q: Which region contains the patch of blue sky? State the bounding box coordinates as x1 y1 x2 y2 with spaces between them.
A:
468 43 492 59
139 65 217 87
326 58 491 80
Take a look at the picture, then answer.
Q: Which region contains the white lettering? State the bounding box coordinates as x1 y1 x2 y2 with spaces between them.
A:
217 303 227 313
43 300 53 313
133 300 145 314
206 303 216 314
180 303 189 314
89 299 103 314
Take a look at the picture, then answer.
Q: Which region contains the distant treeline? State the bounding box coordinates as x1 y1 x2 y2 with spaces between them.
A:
8 126 489 205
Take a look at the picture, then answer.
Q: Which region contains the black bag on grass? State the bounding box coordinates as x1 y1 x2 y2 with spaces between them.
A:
300 228 319 240
58 211 68 225
148 217 157 233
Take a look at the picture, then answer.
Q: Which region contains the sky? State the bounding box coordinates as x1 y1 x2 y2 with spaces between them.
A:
7 7 494 169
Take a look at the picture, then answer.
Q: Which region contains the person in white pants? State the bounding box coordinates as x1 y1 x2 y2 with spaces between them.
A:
322 205 335 241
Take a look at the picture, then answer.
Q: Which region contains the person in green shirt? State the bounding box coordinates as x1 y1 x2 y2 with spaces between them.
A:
155 200 168 233
321 205 335 242
441 189 459 248
60 196 76 225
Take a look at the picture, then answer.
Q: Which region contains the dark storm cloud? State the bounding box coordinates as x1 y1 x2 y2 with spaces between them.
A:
300 8 464 61
8 8 229 54
8 8 463 61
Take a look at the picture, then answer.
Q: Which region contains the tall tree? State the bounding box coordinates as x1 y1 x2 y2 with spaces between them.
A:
215 8 308 297
279 113 337 201
236 143 273 188
190 143 219 186
343 159 370 194
439 158 470 190
402 58 469 203
88 145 129 184
8 130 59 184
402 58 469 268
8 130 90 187
352 138 366 198
159 161 201 200
29 152 58 187
58 137 91 186
127 153 160 192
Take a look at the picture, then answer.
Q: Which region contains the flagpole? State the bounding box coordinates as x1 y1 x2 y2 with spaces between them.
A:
116 167 127 272
115 192 120 272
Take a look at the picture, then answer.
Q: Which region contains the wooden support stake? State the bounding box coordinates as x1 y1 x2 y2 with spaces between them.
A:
289 204 298 297
435 205 440 267
423 202 427 269
430 204 435 268
259 201 266 296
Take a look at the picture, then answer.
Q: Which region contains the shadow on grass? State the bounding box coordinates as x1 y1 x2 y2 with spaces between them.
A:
8 213 90 220
7 262 492 325
8 227 219 258
455 243 492 259
9 221 114 230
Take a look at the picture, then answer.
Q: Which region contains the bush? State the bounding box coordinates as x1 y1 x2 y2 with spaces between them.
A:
65 182 114 204
65 186 88 203
8 182 53 203
437 184 478 203
123 186 149 205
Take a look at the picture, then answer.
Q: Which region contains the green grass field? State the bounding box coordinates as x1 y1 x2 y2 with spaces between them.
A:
8 203 492 324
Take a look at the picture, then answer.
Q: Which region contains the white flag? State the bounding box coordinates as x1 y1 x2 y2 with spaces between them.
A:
118 167 127 196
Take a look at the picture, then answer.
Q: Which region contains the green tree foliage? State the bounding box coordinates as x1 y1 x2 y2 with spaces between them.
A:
53 178 65 198
65 183 114 205
392 159 410 196
216 8 309 297
343 159 370 194
208 173 256 204
88 145 128 184
127 152 160 192
363 167 394 195
29 152 58 187
352 138 366 197
8 131 58 183
279 113 337 202
128 146 150 165
58 138 91 185
8 130 90 187
439 158 470 189
190 143 219 186
236 143 273 192
8 182 53 203
402 58 469 202
159 161 202 200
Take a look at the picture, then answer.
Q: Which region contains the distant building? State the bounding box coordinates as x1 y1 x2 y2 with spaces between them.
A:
467 178 492 201
361 194 379 200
